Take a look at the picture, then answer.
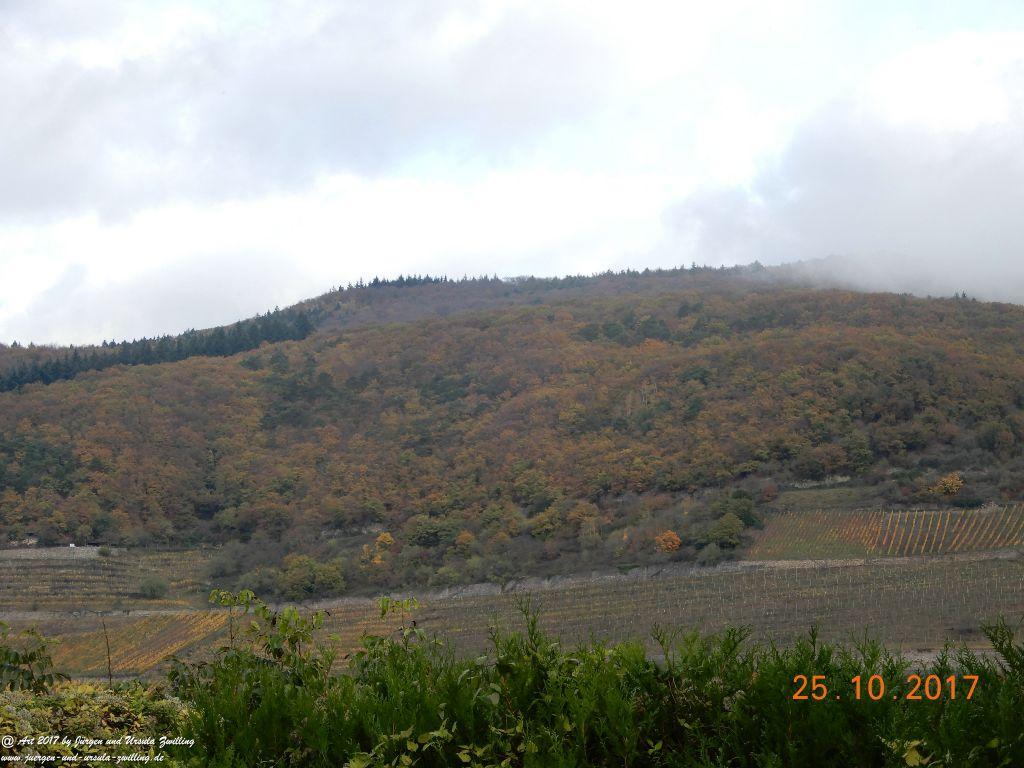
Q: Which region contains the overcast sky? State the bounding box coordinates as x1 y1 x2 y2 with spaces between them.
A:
2 1 1024 344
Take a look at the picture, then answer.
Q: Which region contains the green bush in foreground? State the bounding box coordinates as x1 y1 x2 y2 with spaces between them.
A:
163 592 1024 768
0 681 183 761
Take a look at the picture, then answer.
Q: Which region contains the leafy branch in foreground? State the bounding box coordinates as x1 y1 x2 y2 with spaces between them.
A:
0 621 66 693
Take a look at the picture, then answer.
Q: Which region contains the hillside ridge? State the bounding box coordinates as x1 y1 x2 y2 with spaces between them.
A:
2 263 1023 596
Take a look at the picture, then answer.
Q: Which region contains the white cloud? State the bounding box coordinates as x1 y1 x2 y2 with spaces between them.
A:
863 31 1024 131
0 167 670 343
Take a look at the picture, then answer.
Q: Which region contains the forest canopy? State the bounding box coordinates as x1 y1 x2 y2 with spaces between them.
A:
1 266 1022 591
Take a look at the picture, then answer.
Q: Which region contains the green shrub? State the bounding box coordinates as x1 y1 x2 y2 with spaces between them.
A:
137 575 170 599
279 554 346 600
0 682 182 761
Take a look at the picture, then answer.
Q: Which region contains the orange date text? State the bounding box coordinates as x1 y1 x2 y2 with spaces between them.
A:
791 674 979 701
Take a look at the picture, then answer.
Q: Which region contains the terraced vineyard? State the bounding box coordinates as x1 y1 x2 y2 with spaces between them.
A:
47 611 229 676
0 548 214 610
7 512 1024 678
402 554 1024 653
22 552 1024 677
748 505 1024 560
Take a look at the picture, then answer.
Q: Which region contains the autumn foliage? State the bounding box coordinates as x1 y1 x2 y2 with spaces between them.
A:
654 530 682 553
1 266 1023 588
936 472 965 496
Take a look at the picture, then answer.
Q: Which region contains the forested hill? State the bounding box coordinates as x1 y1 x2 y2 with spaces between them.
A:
2 264 1023 592
0 267 749 389
0 307 314 391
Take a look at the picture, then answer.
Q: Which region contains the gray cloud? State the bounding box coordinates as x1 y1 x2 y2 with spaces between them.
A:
667 95 1024 301
0 1 612 222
